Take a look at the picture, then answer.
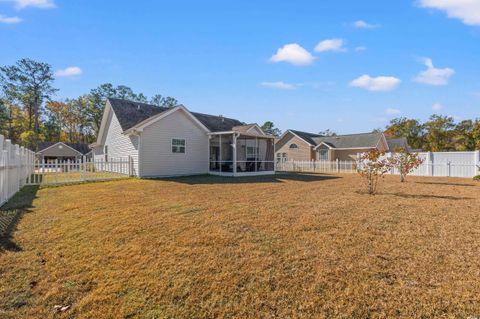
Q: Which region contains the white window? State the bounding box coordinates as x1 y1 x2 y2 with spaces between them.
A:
318 149 328 161
172 138 186 153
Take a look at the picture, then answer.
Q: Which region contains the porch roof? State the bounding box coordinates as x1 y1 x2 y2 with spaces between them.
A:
207 131 276 139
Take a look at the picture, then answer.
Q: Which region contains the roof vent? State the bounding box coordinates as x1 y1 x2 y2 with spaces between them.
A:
219 115 224 122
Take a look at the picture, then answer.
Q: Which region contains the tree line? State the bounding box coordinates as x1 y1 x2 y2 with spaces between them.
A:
0 59 178 149
2 59 478 152
384 115 480 152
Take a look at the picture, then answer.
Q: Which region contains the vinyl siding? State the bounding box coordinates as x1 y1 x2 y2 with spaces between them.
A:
94 108 140 176
275 132 314 161
139 109 208 177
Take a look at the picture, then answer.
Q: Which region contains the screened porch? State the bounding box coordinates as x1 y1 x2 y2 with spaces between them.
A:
209 132 275 176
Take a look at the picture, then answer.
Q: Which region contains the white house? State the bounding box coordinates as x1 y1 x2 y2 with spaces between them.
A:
91 98 275 177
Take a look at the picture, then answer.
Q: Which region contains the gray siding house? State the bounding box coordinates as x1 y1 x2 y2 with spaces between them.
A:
37 142 92 161
91 98 275 177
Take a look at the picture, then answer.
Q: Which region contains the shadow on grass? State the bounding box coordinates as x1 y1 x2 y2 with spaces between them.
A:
0 185 39 253
414 181 476 187
380 192 472 200
157 172 341 185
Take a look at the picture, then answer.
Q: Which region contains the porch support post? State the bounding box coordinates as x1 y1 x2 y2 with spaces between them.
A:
233 133 237 176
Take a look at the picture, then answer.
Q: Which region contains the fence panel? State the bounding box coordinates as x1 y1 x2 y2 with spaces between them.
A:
26 157 132 186
276 151 480 178
0 135 36 207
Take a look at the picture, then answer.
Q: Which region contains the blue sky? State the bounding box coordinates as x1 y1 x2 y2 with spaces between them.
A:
1 0 479 134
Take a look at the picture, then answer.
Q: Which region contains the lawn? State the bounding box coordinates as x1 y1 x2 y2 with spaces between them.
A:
1 173 480 318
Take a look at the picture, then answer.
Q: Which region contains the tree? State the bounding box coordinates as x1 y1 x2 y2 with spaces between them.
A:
453 120 475 151
473 120 480 150
424 115 455 151
384 117 424 150
261 121 282 136
161 96 178 108
389 149 424 182
0 59 57 142
356 150 393 195
319 129 336 136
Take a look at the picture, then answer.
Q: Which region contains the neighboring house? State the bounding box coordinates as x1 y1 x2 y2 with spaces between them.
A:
36 142 92 162
91 98 275 177
275 130 389 162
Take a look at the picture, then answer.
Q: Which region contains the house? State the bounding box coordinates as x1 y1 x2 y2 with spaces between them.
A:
275 130 389 162
91 98 275 177
36 142 92 162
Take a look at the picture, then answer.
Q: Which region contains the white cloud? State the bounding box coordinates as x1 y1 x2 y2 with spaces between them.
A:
355 46 367 52
418 0 480 26
0 14 22 23
385 108 401 115
349 75 401 92
414 58 454 86
261 81 296 90
432 102 443 110
14 0 56 9
55 66 82 77
314 38 347 52
269 43 314 66
352 20 380 29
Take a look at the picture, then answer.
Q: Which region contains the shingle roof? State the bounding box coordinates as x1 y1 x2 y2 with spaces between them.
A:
289 130 322 145
312 132 384 149
108 98 169 131
37 142 91 154
386 137 410 151
108 98 244 132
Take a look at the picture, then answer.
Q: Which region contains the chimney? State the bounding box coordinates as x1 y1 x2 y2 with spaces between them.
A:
219 115 224 122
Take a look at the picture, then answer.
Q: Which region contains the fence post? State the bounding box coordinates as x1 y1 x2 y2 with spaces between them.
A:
336 158 339 173
447 161 451 177
128 156 132 176
475 151 480 176
83 156 87 181
426 152 432 176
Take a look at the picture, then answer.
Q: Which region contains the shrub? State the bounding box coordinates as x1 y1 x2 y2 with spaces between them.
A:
389 149 424 182
356 150 393 195
473 175 480 181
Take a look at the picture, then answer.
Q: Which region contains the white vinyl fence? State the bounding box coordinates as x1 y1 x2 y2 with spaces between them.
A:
0 134 133 207
277 151 480 178
276 160 356 174
0 135 36 206
26 157 132 186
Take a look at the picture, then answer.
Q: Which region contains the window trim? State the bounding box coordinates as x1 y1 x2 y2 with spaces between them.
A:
318 149 329 161
289 143 298 149
171 138 186 154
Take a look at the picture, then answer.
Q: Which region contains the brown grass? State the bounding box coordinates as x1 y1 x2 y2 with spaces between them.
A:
1 173 480 318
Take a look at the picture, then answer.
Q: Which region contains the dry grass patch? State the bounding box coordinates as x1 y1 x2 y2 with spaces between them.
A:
1 173 480 318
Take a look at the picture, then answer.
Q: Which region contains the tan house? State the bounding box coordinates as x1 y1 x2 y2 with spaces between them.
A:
275 130 389 162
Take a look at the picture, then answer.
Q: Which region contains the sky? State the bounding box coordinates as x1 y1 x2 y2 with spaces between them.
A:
1 0 479 134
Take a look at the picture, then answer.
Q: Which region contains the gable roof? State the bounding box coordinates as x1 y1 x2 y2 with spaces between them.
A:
286 129 322 146
108 98 244 133
232 124 266 136
37 142 91 155
312 132 384 149
386 137 410 151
